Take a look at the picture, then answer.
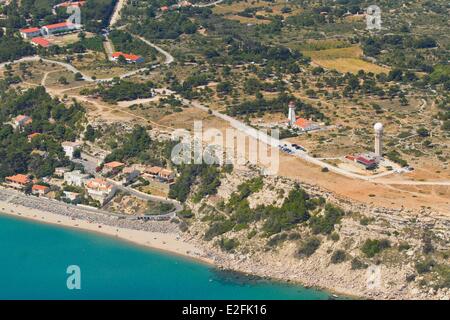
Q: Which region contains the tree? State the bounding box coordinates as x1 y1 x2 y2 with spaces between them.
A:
58 76 68 85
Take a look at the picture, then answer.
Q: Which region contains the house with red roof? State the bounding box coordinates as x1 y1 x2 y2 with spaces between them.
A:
55 1 86 8
356 155 378 170
13 115 32 130
111 52 144 64
5 174 31 190
20 27 41 39
31 37 52 48
32 184 50 196
102 161 125 175
294 118 320 132
27 132 41 142
85 178 117 205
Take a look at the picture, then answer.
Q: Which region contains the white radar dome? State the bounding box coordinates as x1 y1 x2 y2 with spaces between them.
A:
374 123 384 131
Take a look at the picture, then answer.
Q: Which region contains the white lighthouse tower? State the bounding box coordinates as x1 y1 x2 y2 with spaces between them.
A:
288 101 296 126
374 122 383 158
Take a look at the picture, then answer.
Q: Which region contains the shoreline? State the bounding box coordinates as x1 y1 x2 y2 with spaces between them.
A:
0 200 213 266
0 198 347 299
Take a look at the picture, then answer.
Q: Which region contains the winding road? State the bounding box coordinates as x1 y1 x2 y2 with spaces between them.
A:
2 2 450 188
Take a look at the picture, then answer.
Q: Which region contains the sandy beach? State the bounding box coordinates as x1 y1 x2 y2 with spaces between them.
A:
0 199 213 265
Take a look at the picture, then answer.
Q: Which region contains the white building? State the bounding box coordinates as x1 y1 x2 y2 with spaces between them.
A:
64 170 90 187
54 167 70 177
120 167 140 185
41 22 80 35
19 27 41 39
85 178 116 205
62 191 81 203
62 141 81 159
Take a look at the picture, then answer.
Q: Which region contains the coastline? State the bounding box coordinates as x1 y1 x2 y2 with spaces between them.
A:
0 198 351 299
0 200 213 266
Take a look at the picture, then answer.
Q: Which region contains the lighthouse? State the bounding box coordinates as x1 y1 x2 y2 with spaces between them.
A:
374 122 383 158
288 101 296 126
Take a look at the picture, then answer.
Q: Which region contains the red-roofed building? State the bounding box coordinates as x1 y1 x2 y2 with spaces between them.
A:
85 178 117 205
20 27 41 39
55 1 86 8
111 52 144 64
27 132 41 142
14 115 32 129
356 155 377 169
42 22 80 35
31 37 51 48
294 118 320 131
5 174 31 190
32 184 50 196
102 161 125 175
161 6 169 11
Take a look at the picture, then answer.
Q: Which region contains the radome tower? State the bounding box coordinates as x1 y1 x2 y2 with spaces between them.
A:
374 122 383 158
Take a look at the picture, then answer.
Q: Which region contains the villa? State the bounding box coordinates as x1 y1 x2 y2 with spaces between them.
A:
111 52 144 64
62 191 81 203
31 184 50 196
13 115 32 130
102 161 125 175
61 141 81 159
64 170 90 187
27 132 41 142
120 167 140 185
85 178 116 205
54 167 70 177
5 174 31 190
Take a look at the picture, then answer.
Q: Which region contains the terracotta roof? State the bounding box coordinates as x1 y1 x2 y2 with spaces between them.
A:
31 37 51 47
86 178 113 190
294 118 311 129
160 169 174 177
146 166 163 175
104 161 125 169
32 184 49 191
44 22 74 30
16 115 31 122
28 132 41 140
6 174 31 185
20 27 40 33
56 1 86 7
112 52 143 62
356 156 376 166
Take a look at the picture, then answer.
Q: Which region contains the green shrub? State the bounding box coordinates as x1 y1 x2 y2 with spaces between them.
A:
415 259 436 274
361 239 391 258
297 237 321 258
218 238 239 252
177 209 194 219
330 250 347 264
309 204 344 235
351 258 368 270
204 219 235 241
330 232 340 242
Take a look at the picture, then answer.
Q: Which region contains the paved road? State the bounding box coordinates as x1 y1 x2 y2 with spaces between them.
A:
132 34 174 65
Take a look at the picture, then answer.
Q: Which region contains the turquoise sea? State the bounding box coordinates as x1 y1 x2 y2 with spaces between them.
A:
0 214 332 300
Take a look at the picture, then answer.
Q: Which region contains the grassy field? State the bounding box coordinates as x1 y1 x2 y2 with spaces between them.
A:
213 0 302 24
303 46 390 74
